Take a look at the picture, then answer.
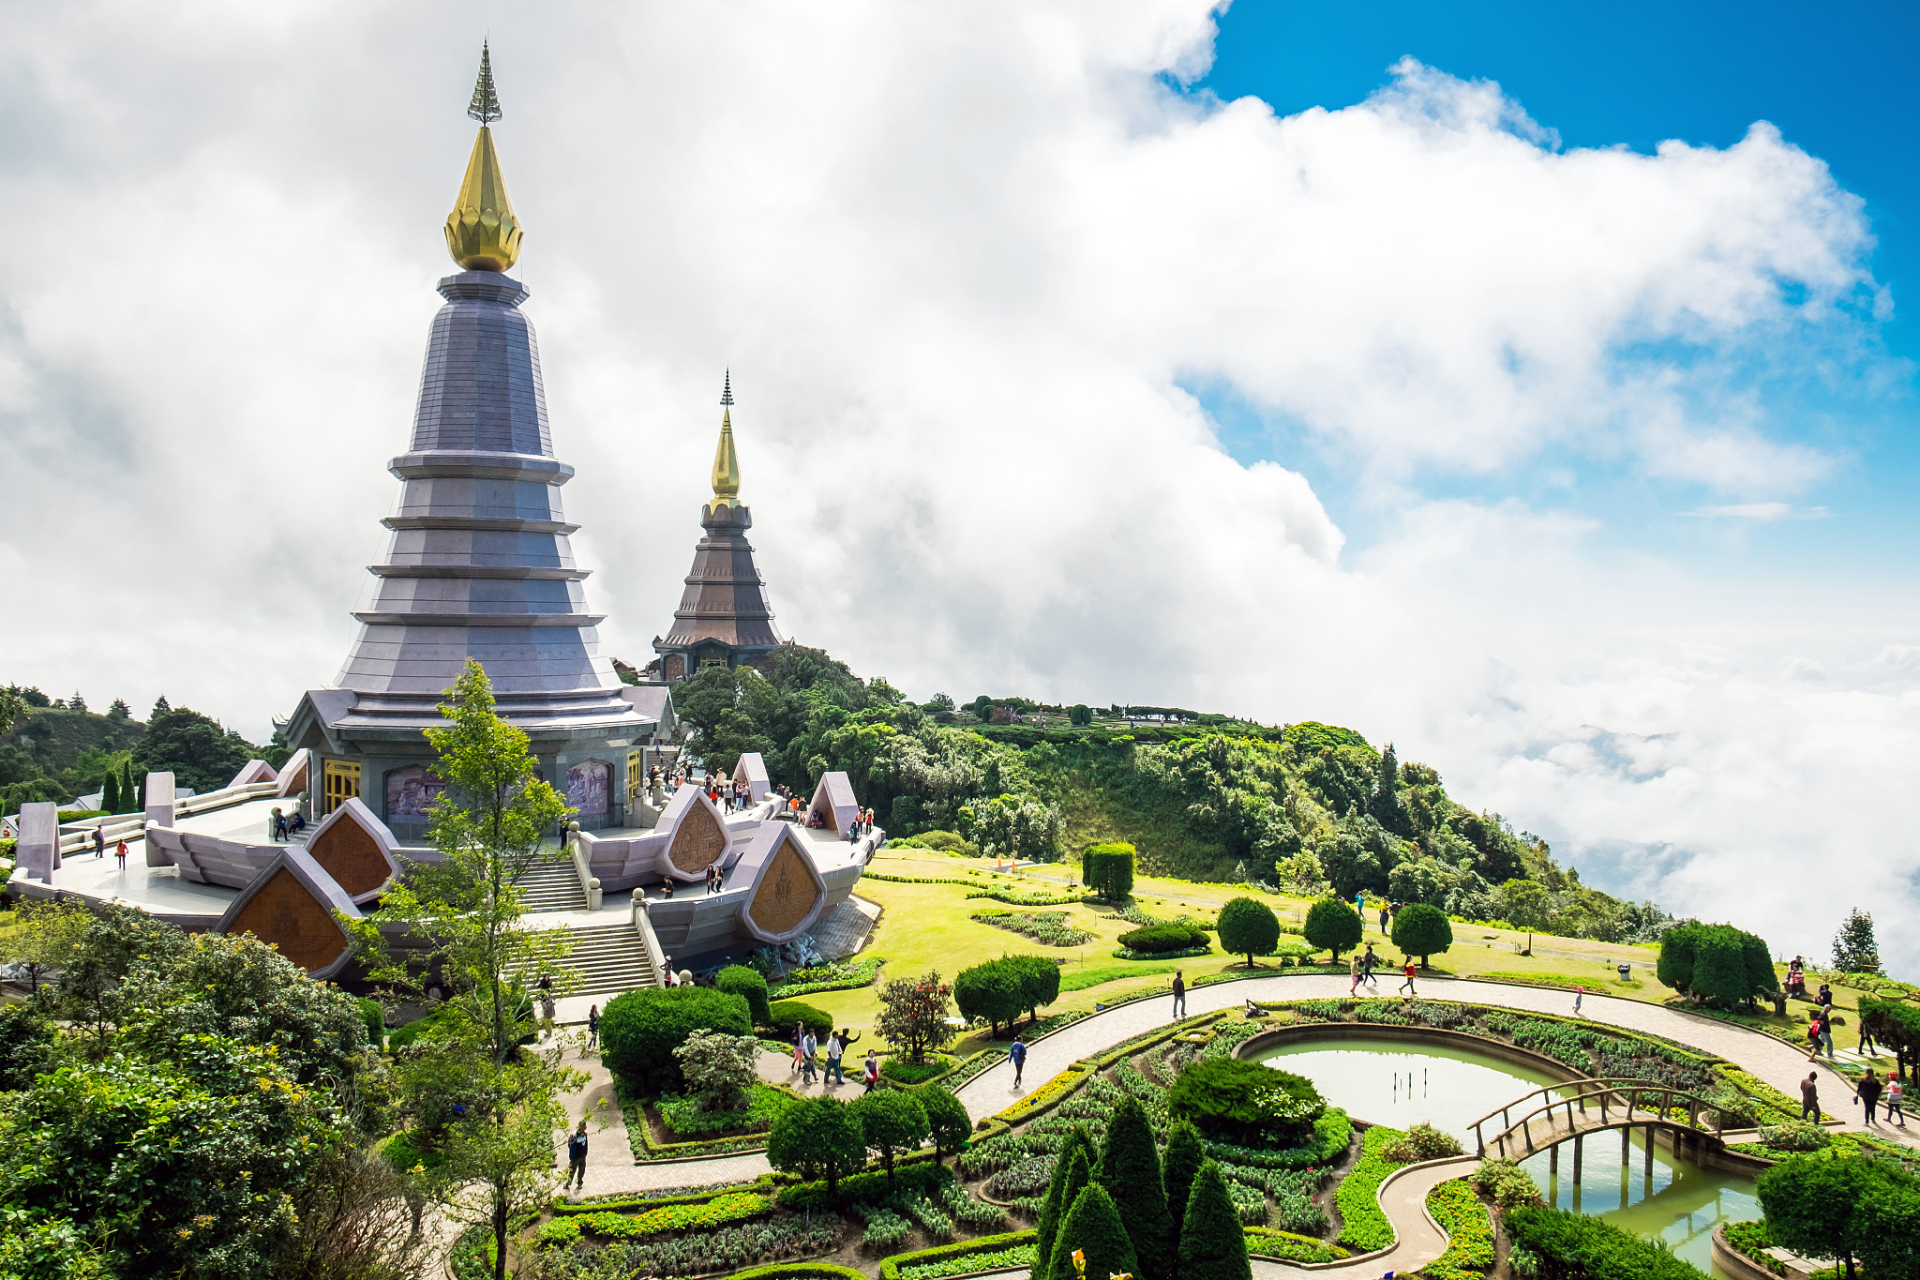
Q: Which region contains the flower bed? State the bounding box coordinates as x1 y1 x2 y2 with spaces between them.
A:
1418 1178 1494 1280
877 1229 1037 1280
1723 1221 1788 1276
1242 1227 1348 1265
1111 944 1213 961
657 1082 798 1138
535 1192 773 1247
965 888 1088 907
769 957 885 1001
969 910 1095 947
1333 1125 1409 1252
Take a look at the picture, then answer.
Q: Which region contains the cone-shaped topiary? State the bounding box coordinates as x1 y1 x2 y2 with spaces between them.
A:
1036 1140 1095 1280
1162 1121 1206 1264
1048 1183 1139 1280
1178 1160 1252 1280
1100 1096 1173 1280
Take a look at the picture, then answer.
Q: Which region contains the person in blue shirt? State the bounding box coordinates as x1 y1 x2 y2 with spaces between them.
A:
1009 1035 1027 1089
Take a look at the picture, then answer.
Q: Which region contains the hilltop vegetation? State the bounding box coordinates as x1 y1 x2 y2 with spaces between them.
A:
672 650 1672 946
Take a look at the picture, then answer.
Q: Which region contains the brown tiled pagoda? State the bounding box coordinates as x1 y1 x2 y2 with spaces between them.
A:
653 376 790 680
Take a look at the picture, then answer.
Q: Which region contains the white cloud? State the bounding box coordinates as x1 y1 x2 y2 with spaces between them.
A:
0 1 1912 968
1682 502 1830 520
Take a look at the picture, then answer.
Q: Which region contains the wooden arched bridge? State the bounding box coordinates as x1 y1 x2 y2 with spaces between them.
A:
1468 1077 1733 1183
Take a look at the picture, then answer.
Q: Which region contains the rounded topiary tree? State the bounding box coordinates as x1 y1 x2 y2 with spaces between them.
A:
1303 896 1363 962
1178 1160 1252 1280
600 986 751 1096
919 1085 971 1164
1390 903 1454 970
1217 897 1281 969
850 1087 929 1179
1167 1057 1324 1147
715 964 772 1026
1082 843 1135 900
1006 952 1061 1026
1046 1183 1138 1280
954 960 1023 1037
768 1095 866 1196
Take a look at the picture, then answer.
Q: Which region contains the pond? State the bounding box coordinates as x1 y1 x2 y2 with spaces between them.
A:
1253 1035 1759 1278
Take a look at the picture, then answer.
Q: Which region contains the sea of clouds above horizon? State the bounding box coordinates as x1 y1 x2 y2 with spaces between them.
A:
0 1 1914 969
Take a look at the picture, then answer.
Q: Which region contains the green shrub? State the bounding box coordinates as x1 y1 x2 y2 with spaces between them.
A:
775 1156 949 1210
768 999 833 1041
852 1088 930 1176
1755 1120 1830 1152
1419 1178 1494 1280
1119 923 1210 954
656 1082 796 1137
913 830 980 857
1083 843 1136 900
768 1096 867 1196
921 1085 972 1162
385 1008 446 1053
357 997 386 1051
717 964 773 1026
1217 897 1281 967
1504 1203 1708 1280
1468 1158 1543 1210
1167 1057 1324 1147
601 986 752 1096
1658 922 1776 1007
1390 903 1453 967
1100 1096 1173 1280
1380 1122 1462 1162
534 1192 772 1247
1334 1126 1408 1252
879 1230 1037 1280
881 1055 954 1085
1242 1228 1347 1265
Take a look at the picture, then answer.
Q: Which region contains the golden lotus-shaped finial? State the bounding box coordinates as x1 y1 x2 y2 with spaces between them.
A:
444 44 522 272
709 371 742 511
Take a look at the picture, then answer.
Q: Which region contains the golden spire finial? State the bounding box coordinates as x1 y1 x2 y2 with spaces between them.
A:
709 371 742 512
444 42 522 272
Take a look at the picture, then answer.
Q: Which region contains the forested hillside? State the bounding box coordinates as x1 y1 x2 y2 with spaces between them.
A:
668 648 1673 945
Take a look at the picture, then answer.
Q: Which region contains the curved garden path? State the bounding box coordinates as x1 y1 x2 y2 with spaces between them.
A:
573 973 1910 1274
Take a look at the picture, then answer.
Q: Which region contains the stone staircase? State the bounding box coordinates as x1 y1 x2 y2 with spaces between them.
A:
553 923 660 997
518 857 589 913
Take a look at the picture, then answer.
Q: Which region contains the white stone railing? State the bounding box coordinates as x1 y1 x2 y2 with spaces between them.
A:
629 894 669 989
567 831 603 910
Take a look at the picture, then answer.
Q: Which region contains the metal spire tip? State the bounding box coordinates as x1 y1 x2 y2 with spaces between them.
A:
468 41 503 125
721 370 734 407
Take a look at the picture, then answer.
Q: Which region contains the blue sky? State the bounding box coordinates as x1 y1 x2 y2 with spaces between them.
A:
1193 0 1920 581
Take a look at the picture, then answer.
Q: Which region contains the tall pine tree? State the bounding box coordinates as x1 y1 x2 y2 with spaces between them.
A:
1048 1184 1138 1280
101 770 121 815
1035 1137 1096 1280
1099 1097 1173 1280
1162 1121 1207 1264
1178 1161 1251 1280
1833 908 1881 975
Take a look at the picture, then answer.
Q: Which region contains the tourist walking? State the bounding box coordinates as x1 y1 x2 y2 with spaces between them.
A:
1856 1068 1884 1124
271 807 287 841
800 1028 818 1084
566 1121 589 1190
1787 956 1806 997
1172 969 1186 1018
1379 903 1390 933
791 1022 807 1077
1349 954 1362 996
1573 985 1584 1015
585 1004 600 1054
863 1050 880 1093
113 840 127 869
1801 1071 1820 1120
1009 1035 1027 1089
1361 944 1379 988
1398 959 1417 996
92 827 105 858
1886 1075 1906 1127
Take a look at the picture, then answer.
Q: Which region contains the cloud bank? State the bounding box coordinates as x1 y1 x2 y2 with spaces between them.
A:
0 1 1912 968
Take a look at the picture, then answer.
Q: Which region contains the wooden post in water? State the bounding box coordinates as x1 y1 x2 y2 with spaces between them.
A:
1572 1133 1583 1184
1645 1125 1656 1183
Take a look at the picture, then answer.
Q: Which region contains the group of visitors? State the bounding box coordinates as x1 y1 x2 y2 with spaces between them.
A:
1343 944 1415 995
845 807 877 842
791 1024 874 1089
704 863 726 894
704 776 755 813
85 826 130 869
1802 1068 1907 1127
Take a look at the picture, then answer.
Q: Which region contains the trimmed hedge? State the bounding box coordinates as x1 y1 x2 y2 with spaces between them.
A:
1333 1126 1407 1252
1241 1228 1348 1265
776 1154 947 1210
723 1265 867 1280
768 1000 833 1041
878 1229 1037 1280
1117 923 1209 954
535 1192 772 1247
602 986 753 1096
717 965 773 1026
1504 1203 1707 1280
1082 843 1136 900
1167 1056 1325 1146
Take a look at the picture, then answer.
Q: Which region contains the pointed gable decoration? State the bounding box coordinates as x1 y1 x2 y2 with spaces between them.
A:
806 771 858 834
730 823 829 944
655 784 731 879
302 796 401 904
732 752 771 803
229 759 279 788
215 847 362 980
275 749 312 799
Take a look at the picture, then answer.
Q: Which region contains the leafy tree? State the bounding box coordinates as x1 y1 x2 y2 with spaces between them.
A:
1070 703 1092 726
1303 896 1363 961
920 1085 971 1165
1758 1155 1901 1280
1217 896 1281 968
1035 1132 1096 1280
1047 1183 1139 1280
1083 843 1136 899
1162 1120 1206 1263
345 660 582 1280
0 1002 55 1092
715 964 773 1026
1178 1160 1251 1280
974 792 1065 863
1098 1096 1173 1280
130 703 261 793
850 1088 929 1180
1659 922 1775 1008
106 697 130 721
1832 908 1881 974
673 1029 759 1112
1495 879 1555 932
1368 741 1408 833
3 896 91 996
100 767 121 814
1391 903 1454 969
875 970 957 1063
954 960 1023 1036
768 1096 866 1195
0 686 25 736
1007 951 1061 1025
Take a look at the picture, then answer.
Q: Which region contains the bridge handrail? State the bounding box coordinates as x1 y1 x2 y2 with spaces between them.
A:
1468 1076 1729 1158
